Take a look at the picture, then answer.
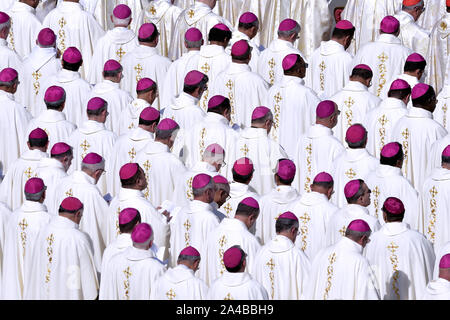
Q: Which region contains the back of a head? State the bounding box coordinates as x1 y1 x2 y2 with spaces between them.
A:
155 118 179 140
37 28 56 48
231 40 252 63
350 64 373 81
380 142 403 167
315 100 337 123
275 159 296 186
183 70 208 94
62 47 83 72
177 246 201 266
404 53 426 73
275 212 299 235
119 163 141 188
44 86 66 110
238 12 259 31
345 124 367 149
382 197 405 223
131 222 154 249
58 196 84 216
184 27 203 49
232 157 254 184
0 12 11 34
87 97 108 118
411 83 436 111
438 254 450 280
235 197 259 218
28 128 49 149
81 152 105 174
344 179 364 204
379 16 400 36
441 145 450 167
118 208 142 234
208 24 232 44
331 20 355 40
277 19 300 39
24 177 46 202
138 23 159 44
223 245 246 273
112 4 132 27
192 173 214 198
345 219 371 243
387 79 411 100
0 67 18 89
207 95 230 116
251 106 272 126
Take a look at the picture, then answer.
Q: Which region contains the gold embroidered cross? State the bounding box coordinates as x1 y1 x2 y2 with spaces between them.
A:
223 203 233 216
24 167 33 179
319 61 326 72
240 144 249 156
46 234 55 246
378 114 388 126
345 168 356 179
59 17 67 28
274 92 283 104
344 97 355 109
268 58 276 69
128 148 136 161
149 6 157 15
187 9 195 18
143 160 151 172
116 47 126 62
266 258 275 270
440 21 447 31
299 213 310 225
306 143 312 156
339 226 346 236
429 186 438 198
80 139 90 153
134 64 143 82
123 266 132 278
443 104 448 128
373 186 380 198
201 62 210 74
401 128 409 140
19 219 28 231
166 289 176 300
65 189 73 197
387 242 399 252
219 235 227 247
378 52 388 64
226 79 234 91
32 71 42 81
183 219 191 231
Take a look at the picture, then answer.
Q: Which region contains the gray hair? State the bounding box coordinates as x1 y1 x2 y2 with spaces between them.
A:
192 179 215 197
185 39 203 49
277 23 301 38
112 15 132 27
0 19 11 33
251 109 273 124
345 228 371 241
402 0 424 10
133 233 154 249
0 78 18 87
155 127 179 140
45 94 66 109
81 159 105 173
24 189 45 202
177 254 201 264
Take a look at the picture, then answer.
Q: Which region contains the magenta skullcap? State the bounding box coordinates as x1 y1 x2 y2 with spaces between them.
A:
344 179 361 198
192 173 212 189
119 163 139 180
208 95 226 110
239 12 258 24
278 18 297 31
131 222 153 243
157 118 178 130
0 67 18 82
212 23 230 32
103 59 122 72
313 172 334 183
316 100 337 118
380 16 400 33
87 97 107 111
223 246 244 268
205 143 225 155
277 211 298 221
439 254 450 269
136 77 155 91
251 106 270 121
231 39 250 56
240 197 259 209
282 54 299 71
185 27 202 42
406 53 425 63
233 157 254 176
381 142 401 158
276 159 296 180
29 128 48 140
37 28 56 46
82 152 103 164
411 83 431 100
179 246 201 257
383 197 405 215
353 64 372 72
213 175 228 185
60 197 83 211
51 142 71 156
345 124 366 144
44 86 65 103
335 19 354 30
139 106 160 121
184 70 205 86
442 145 450 157
347 219 371 232
62 47 82 64
389 79 410 91
138 23 156 39
24 177 45 194
119 208 139 225
113 4 132 19
0 12 10 24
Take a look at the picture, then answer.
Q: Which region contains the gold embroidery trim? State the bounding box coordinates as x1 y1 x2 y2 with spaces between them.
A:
143 160 151 200
80 139 91 160
344 97 355 129
45 234 55 284
323 252 337 300
268 58 276 85
272 92 282 141
199 128 206 159
442 104 448 129
19 218 28 258
266 258 275 299
387 241 400 299
8 19 15 51
218 235 227 275
166 288 176 300
240 144 249 157
134 64 143 83
223 202 233 218
319 61 326 91
428 186 438 243
116 47 126 63
58 17 67 53
32 71 42 96
224 292 234 300
299 213 310 252
304 143 312 193
372 186 380 219
183 219 191 246
345 168 356 179
226 79 236 125
377 53 388 97
128 147 136 162
123 266 132 300
378 114 389 150
401 128 409 177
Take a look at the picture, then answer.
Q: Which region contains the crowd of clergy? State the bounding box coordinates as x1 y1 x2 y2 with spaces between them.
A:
0 0 449 301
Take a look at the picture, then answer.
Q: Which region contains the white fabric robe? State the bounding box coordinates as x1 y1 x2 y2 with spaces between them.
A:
331 148 379 208
330 81 381 144
326 204 381 246
232 127 287 196
42 1 105 79
304 237 381 300
352 34 413 98
99 246 166 300
391 107 448 191
120 45 171 109
433 241 450 280
0 201 10 297
430 134 450 171
0 149 48 211
293 124 345 195
217 182 260 220
234 0 266 48
161 92 206 130
364 97 409 158
266 76 319 158
100 232 131 280
23 215 98 300
207 271 269 300
226 30 261 73
87 27 139 85
0 38 21 72
253 234 311 300
305 40 353 100
0 91 32 177
365 222 435 300
150 264 208 300
417 0 447 31
53 170 110 273
365 164 420 231
118 98 151 136
394 11 430 58
420 168 450 256
380 73 420 102
421 278 450 300
169 200 219 268
204 217 261 285
212 62 268 128
433 82 450 131
2 201 51 300
94 0 144 32
256 185 301 246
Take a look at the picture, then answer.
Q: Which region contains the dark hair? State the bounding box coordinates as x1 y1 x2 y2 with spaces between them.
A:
345 179 364 204
346 133 368 149
275 217 299 234
404 60 426 73
29 136 49 148
136 83 157 96
139 116 160 126
58 205 83 215
45 99 65 110
62 59 83 72
351 67 373 80
120 168 142 187
119 212 142 233
380 143 403 166
442 155 450 165
208 27 232 43
382 207 404 223
332 27 355 39
238 20 258 30
224 245 246 273
312 180 334 190
208 98 231 115
388 87 412 100
87 105 107 117
183 75 209 94
412 86 435 107
231 46 252 61
138 24 159 43
102 67 123 78
232 168 253 184
51 148 73 160
235 202 259 218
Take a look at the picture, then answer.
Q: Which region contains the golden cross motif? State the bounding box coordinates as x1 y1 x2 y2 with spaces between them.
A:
344 97 355 109
378 114 388 126
183 219 191 231
46 234 55 246
226 79 234 91
143 160 151 172
442 104 448 128
387 242 399 252
339 226 346 236
219 235 227 247
187 9 195 18
80 139 90 153
401 128 409 140
429 186 438 198
32 71 42 95
223 203 233 216
123 266 132 278
166 289 176 300
149 6 157 15
8 19 15 51
128 148 136 161
299 213 310 225
306 143 312 155
268 58 276 69
274 92 283 104
240 144 249 156
59 17 67 28
440 21 447 31
266 258 275 271
378 52 388 64
24 167 33 179
65 189 73 197
319 61 326 72
116 47 126 62
224 293 234 300
200 62 210 74
345 168 356 179
372 186 380 198
32 71 41 81
134 64 143 82
19 219 28 231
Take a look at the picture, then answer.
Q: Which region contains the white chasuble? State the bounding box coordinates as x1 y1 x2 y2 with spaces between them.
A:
137 0 183 58
100 233 132 280
150 264 208 300
204 218 261 285
23 216 98 300
364 222 435 300
365 165 420 231
305 40 353 100
0 202 10 298
2 201 51 299
226 31 261 73
432 241 450 280
391 108 447 191
118 98 151 136
0 39 21 72
217 182 260 220
253 234 311 300
421 278 450 300
293 124 345 195
394 11 430 58
162 92 206 130
87 27 139 85
433 81 450 131
380 73 420 102
430 135 450 171
43 1 105 79
212 62 268 129
266 76 319 158
256 186 300 246
330 81 381 144
364 97 409 158
207 271 269 300
304 237 380 300
417 0 447 31
0 149 48 211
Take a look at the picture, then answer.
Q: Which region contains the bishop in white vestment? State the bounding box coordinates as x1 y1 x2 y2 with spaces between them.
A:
0 12 21 72
433 74 450 131
421 253 450 300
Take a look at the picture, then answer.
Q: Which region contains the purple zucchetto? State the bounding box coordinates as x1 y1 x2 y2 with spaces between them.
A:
157 118 178 130
82 152 103 164
51 142 71 156
185 27 202 42
205 143 225 155
383 197 405 215
282 54 299 71
278 19 297 31
347 219 371 232
0 12 10 24
29 128 48 140
136 78 155 91
251 106 270 121
316 100 337 118
353 64 372 72
44 86 65 103
212 23 230 32
240 197 259 209
119 208 138 225
138 23 157 39
345 124 366 144
389 79 410 91
231 40 250 56
335 20 354 30
380 16 400 34
381 142 401 158
87 97 107 111
223 246 244 268
213 175 228 185
239 12 258 24
442 145 450 157
208 95 226 110
0 68 18 82
439 254 450 269
411 83 431 100
60 197 83 211
62 47 82 64
119 163 139 180
24 177 45 194
277 211 298 221
406 53 425 63
37 28 56 46
184 70 205 86
139 106 160 121
233 158 253 176
179 246 201 257
103 59 122 72
276 159 296 180
192 173 212 189
113 4 131 19
131 223 153 243
344 180 361 198
313 172 334 183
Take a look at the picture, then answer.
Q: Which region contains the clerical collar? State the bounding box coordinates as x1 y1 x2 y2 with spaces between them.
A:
281 75 305 87
377 33 402 45
343 80 368 92
189 199 213 213
340 236 363 253
221 271 251 286
206 111 229 125
118 187 145 201
307 123 333 138
407 107 432 119
381 222 408 236
300 191 329 206
381 97 407 110
344 148 372 162
22 200 48 213
58 1 83 12
376 164 402 178
222 217 248 232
